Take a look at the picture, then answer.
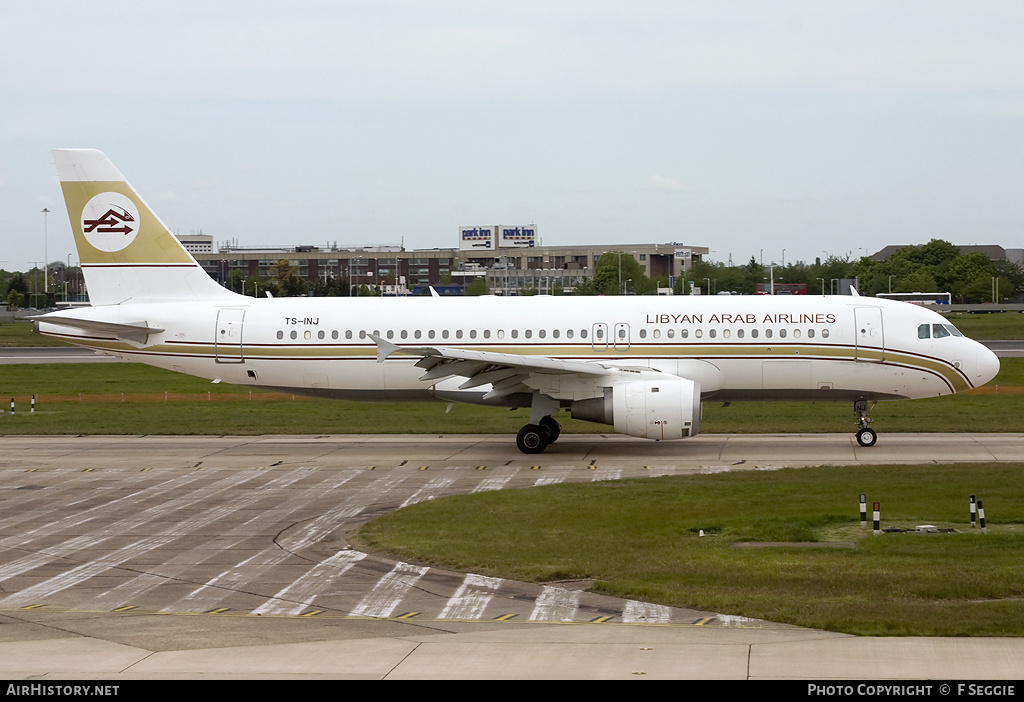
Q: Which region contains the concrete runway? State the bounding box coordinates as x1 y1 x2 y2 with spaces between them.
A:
2 432 1024 679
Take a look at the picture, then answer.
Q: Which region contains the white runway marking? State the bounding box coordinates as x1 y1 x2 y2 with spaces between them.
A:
622 600 672 623
350 562 429 618
0 536 177 607
400 476 455 508
252 549 368 615
529 585 580 621
0 472 248 588
438 573 503 619
472 476 514 492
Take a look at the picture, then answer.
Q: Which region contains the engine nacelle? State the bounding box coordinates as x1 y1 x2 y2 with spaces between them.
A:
571 377 701 440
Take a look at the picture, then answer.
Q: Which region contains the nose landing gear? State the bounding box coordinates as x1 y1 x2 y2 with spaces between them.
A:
854 400 877 447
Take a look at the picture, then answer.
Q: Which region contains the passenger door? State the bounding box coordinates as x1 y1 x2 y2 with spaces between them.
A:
854 307 884 362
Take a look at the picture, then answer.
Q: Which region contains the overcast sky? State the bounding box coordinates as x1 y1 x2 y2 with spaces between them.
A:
3 1 1024 273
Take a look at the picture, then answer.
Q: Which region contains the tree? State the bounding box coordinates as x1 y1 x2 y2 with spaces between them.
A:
590 252 650 295
464 278 489 296
268 259 309 297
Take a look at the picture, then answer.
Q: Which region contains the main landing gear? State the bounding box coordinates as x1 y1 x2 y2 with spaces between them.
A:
854 400 877 447
516 416 561 454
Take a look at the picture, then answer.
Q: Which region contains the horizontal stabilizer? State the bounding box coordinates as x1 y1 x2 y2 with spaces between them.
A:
34 315 164 345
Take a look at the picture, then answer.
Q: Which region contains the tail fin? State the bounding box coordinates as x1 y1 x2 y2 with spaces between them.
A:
53 149 236 306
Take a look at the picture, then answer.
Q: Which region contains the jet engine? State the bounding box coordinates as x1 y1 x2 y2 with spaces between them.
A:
571 377 701 440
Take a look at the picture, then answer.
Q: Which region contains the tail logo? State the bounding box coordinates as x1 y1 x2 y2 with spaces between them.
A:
81 192 140 252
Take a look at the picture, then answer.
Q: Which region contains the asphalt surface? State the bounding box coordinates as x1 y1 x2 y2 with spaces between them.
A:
2 433 1024 679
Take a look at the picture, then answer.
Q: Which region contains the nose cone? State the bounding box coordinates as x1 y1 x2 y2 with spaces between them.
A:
973 342 1001 388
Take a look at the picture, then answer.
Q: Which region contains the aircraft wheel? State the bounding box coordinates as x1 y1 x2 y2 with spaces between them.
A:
539 416 561 444
517 424 548 454
856 427 877 447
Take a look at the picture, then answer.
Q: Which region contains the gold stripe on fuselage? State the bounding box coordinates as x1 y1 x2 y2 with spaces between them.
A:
39 332 971 394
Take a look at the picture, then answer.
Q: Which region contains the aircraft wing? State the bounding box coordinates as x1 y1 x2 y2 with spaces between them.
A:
34 315 164 345
370 333 619 400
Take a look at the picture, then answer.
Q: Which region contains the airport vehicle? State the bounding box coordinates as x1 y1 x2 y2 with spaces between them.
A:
36 150 1000 453
755 282 807 295
876 292 952 305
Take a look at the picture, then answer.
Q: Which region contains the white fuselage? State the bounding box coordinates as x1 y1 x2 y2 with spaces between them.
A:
38 293 999 406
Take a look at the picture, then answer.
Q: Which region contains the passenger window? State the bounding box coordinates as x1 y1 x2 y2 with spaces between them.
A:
318 330 325 340
511 330 519 339
276 330 283 340
442 330 450 339
822 329 830 339
709 329 716 339
807 329 814 339
737 329 744 339
552 329 559 339
470 330 477 339
932 324 950 339
291 331 298 340
332 330 339 340
401 330 408 339
667 329 674 339
793 329 801 339
918 324 931 339
456 330 463 339
723 329 731 339
483 330 490 339
525 330 532 339
640 329 648 339
751 329 758 339
581 329 588 339
346 330 353 340
414 330 421 339
695 329 703 339
428 330 436 339
779 329 787 339
765 329 773 339
681 329 688 339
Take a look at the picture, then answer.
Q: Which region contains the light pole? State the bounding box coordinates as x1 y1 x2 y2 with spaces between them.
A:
41 208 49 301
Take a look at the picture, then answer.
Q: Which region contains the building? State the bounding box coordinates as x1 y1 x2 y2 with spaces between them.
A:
188 237 708 294
176 233 214 254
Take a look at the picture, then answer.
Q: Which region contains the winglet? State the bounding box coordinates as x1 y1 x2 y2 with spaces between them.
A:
368 333 400 363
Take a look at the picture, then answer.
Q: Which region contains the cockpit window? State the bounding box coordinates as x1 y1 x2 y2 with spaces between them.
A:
932 324 950 339
918 324 930 339
945 324 963 337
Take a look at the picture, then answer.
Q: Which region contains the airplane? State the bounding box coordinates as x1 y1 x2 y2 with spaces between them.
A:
35 149 1001 453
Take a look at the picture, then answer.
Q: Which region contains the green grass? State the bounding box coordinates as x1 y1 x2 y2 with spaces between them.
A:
942 311 1024 340
1 360 1022 435
0 321 69 347
359 463 1024 636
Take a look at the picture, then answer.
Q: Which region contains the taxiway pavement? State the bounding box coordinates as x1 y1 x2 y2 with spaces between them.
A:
1 433 1023 679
